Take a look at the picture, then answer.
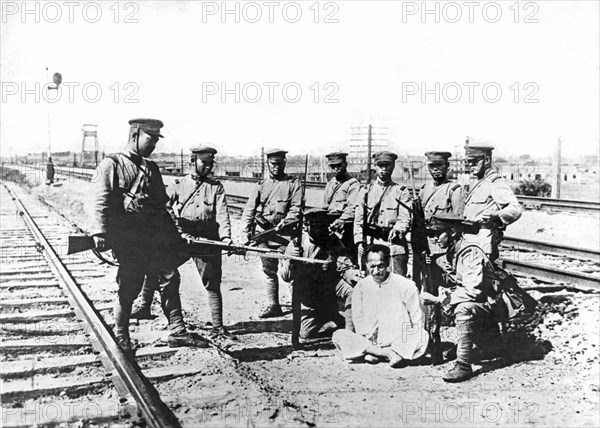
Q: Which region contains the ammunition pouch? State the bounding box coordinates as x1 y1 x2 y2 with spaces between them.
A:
255 214 273 231
364 224 393 241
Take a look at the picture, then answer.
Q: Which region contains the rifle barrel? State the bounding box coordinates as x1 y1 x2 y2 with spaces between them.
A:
185 236 328 264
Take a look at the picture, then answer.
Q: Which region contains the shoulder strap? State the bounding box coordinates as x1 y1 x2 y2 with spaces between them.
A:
368 184 392 223
122 157 147 212
423 184 442 208
326 181 344 205
454 244 495 271
178 178 202 215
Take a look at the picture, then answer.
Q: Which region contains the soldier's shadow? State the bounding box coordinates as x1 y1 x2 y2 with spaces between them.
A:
475 328 553 375
228 319 293 335
228 339 337 363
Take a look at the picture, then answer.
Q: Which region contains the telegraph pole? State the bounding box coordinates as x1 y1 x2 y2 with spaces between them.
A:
367 125 372 184
552 137 562 198
350 124 387 184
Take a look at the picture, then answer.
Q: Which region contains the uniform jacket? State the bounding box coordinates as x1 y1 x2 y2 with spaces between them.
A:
280 234 359 308
324 174 360 224
167 174 231 241
419 179 464 220
241 175 302 235
463 168 522 255
419 179 464 254
91 151 170 237
353 180 412 246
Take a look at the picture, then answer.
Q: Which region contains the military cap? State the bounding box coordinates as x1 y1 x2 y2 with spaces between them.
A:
265 149 288 161
128 118 164 138
429 212 467 231
190 144 217 161
465 145 494 158
304 207 336 223
373 151 398 164
425 151 452 162
325 152 348 165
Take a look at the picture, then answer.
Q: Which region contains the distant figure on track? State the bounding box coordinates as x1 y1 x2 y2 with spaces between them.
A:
91 118 208 357
45 157 55 185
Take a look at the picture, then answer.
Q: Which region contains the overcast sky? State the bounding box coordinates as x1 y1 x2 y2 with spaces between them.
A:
1 1 598 159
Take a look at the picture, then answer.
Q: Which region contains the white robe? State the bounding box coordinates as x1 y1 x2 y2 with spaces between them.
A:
333 273 428 360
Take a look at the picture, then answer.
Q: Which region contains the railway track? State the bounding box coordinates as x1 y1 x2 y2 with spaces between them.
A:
4 164 599 215
0 182 184 427
4 161 599 291
225 195 600 292
0 181 335 427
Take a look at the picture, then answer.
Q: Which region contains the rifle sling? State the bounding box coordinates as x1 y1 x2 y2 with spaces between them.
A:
326 181 344 205
367 184 392 224
108 153 147 212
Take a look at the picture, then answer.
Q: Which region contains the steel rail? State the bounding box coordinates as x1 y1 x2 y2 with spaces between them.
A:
500 258 600 291
2 183 180 428
6 164 598 215
502 236 600 263
217 176 599 214
225 192 600 290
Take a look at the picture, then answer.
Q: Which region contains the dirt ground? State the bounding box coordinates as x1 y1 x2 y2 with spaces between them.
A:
21 178 600 427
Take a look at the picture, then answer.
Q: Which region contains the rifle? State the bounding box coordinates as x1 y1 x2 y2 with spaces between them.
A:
360 189 368 272
291 155 309 349
245 219 300 245
409 169 443 366
67 235 96 255
183 235 328 264
66 236 118 266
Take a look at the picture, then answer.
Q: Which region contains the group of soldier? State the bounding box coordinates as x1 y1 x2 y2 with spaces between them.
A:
91 118 522 383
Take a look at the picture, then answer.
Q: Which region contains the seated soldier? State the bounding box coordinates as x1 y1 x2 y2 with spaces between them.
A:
421 213 503 383
279 208 361 343
332 244 428 367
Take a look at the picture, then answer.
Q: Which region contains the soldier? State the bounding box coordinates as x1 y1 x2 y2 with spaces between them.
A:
280 208 361 341
354 151 411 276
323 152 360 262
421 213 506 382
418 150 465 288
419 151 464 223
132 145 235 340
241 149 302 318
462 145 522 261
92 118 208 356
422 144 523 382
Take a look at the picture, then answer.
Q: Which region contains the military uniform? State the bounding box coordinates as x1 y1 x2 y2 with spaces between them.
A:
168 146 232 333
418 151 465 299
323 152 360 262
240 149 302 316
439 144 521 382
279 209 360 339
463 149 522 261
91 119 189 349
354 152 411 275
440 235 502 382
